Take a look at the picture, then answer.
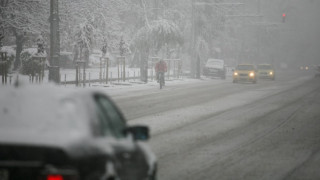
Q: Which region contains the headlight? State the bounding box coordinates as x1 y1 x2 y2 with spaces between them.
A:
305 66 309 70
269 71 273 75
234 72 238 76
249 72 255 77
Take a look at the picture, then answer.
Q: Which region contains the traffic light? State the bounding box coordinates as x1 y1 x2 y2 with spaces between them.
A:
282 13 286 23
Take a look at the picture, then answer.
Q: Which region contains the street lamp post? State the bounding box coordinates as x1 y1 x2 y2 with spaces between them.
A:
49 0 60 83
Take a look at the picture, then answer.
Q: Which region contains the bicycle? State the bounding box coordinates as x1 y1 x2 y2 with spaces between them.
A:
158 72 165 89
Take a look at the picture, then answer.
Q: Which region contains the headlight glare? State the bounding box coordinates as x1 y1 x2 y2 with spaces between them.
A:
249 72 255 77
234 72 238 76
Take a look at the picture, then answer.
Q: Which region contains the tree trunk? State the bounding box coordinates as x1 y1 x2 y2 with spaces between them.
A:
14 32 25 70
140 50 149 82
84 47 89 67
139 51 144 81
0 31 4 48
196 54 200 79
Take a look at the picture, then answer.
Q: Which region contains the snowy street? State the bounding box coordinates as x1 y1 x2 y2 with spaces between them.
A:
106 70 320 179
1 0 320 179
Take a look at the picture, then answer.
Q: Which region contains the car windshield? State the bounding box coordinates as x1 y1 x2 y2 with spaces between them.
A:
236 65 255 70
258 65 272 70
206 59 223 66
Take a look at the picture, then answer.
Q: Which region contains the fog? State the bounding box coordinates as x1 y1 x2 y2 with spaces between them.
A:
260 0 320 66
1 1 320 180
1 0 319 74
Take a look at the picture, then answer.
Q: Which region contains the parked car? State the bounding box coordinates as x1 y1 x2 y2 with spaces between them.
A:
0 84 157 180
233 64 257 84
203 59 226 79
257 64 275 80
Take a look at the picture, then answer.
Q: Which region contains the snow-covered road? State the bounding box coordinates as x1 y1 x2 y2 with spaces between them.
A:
104 70 320 179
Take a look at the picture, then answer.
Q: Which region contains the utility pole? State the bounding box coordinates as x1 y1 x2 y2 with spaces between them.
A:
257 0 262 63
49 0 60 83
154 0 158 19
191 0 195 78
193 0 201 79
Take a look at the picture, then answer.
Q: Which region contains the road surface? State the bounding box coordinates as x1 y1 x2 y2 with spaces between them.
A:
109 70 320 180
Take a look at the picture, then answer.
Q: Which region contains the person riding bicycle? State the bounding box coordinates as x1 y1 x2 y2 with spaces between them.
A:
155 59 167 83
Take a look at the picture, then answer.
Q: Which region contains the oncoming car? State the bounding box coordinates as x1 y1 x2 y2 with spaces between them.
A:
300 66 310 70
257 64 275 80
0 84 157 180
233 64 257 84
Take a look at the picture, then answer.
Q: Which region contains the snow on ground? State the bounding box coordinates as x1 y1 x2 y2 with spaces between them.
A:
127 75 313 136
59 67 143 82
6 68 314 138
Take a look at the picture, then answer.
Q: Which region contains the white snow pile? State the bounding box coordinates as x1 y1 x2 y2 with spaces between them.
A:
0 46 16 56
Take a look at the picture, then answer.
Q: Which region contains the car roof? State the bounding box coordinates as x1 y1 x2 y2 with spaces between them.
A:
238 64 254 66
237 64 255 67
207 59 224 63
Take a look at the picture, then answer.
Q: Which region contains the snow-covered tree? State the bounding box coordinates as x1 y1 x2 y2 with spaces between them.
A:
0 0 48 70
149 19 183 54
73 21 94 66
59 0 128 52
132 18 183 57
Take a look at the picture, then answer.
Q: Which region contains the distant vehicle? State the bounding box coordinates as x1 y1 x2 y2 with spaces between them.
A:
300 66 310 70
315 65 320 78
233 64 257 84
257 64 275 80
0 85 157 180
159 71 165 89
203 59 226 79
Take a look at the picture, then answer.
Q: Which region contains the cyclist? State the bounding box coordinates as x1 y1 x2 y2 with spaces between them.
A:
155 59 167 84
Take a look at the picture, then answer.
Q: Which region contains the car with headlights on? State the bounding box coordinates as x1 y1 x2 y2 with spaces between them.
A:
257 64 275 80
0 84 157 180
203 59 226 79
233 64 257 84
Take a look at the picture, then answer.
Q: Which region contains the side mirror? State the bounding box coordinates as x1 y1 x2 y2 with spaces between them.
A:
124 125 150 141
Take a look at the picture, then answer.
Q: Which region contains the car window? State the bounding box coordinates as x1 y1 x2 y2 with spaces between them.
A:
94 95 126 139
236 65 254 70
258 65 272 69
95 101 114 137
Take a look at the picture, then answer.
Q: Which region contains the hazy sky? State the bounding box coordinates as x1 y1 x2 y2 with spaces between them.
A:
263 0 320 65
241 0 320 65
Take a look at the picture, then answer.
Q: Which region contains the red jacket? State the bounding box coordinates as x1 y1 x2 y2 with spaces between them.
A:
155 61 167 73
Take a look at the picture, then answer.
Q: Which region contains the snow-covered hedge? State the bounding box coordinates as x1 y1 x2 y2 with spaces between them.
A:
21 48 47 75
0 46 16 73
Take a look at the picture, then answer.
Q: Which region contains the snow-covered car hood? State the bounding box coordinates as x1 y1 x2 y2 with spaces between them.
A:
0 84 114 158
